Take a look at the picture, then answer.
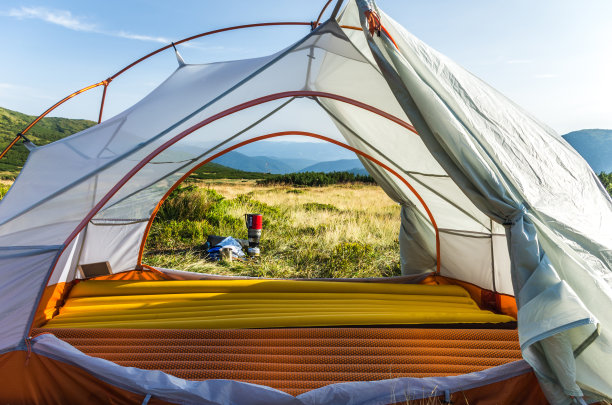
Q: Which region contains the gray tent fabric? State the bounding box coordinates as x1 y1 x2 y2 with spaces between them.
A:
352 0 612 402
398 204 437 275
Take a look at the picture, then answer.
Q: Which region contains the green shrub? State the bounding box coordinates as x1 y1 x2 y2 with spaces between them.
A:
302 202 339 212
0 184 10 200
147 220 211 249
257 171 374 187
231 193 285 228
157 186 224 221
147 188 287 251
599 172 612 197
298 225 328 236
144 184 402 280
325 242 376 278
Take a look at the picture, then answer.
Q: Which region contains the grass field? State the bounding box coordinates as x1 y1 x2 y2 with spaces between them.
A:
144 180 402 278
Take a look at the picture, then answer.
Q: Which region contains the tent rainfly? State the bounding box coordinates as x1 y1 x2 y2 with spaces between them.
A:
0 0 611 404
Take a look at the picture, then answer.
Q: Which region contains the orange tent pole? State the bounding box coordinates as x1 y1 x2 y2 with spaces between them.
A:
314 0 334 28
1 20 363 160
97 82 110 124
0 22 313 160
108 22 312 81
0 81 106 159
0 135 23 160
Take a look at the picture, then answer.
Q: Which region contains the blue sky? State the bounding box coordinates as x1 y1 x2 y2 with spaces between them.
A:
1 0 611 134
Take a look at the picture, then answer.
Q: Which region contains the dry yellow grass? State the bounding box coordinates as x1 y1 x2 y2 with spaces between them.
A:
145 181 402 279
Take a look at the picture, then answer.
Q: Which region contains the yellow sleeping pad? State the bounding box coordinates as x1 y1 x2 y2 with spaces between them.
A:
44 279 515 329
67 279 472 298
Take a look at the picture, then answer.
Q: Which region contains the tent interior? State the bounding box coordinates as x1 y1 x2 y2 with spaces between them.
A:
1 1 611 404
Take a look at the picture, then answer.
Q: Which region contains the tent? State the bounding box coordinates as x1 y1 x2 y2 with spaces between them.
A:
1 0 611 403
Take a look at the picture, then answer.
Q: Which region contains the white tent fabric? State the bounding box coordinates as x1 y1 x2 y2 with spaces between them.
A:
350 0 612 401
0 0 610 403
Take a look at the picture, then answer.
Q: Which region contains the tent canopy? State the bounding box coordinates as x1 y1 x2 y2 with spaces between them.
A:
0 0 610 402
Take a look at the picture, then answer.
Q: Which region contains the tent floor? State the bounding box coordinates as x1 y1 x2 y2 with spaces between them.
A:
32 327 524 396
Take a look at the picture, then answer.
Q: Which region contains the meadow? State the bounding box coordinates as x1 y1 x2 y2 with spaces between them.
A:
144 179 402 278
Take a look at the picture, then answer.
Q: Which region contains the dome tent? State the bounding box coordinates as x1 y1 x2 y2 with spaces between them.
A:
0 0 610 403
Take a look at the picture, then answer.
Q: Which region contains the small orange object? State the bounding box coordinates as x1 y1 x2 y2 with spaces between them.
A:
364 9 400 51
364 9 382 36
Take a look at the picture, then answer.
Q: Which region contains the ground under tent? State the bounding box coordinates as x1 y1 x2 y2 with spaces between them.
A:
1 0 610 404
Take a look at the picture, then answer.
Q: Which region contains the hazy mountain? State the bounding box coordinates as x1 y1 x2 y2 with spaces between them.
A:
2 105 610 180
275 158 319 172
300 159 368 175
238 141 357 162
211 151 294 174
562 129 612 173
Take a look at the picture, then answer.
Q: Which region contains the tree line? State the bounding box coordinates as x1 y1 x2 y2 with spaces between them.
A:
257 171 375 187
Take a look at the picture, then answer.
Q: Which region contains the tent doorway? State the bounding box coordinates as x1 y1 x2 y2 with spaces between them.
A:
138 132 439 280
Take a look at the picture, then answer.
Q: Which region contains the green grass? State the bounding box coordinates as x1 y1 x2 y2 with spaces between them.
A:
144 182 402 279
302 202 339 212
190 162 271 180
0 107 96 177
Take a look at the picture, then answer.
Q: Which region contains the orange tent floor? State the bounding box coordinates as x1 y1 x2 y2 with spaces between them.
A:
33 327 527 397
28 277 544 401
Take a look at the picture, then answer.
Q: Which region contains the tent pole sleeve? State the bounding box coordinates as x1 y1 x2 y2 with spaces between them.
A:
330 0 346 20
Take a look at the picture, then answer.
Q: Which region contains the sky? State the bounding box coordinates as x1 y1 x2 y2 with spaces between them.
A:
0 0 611 135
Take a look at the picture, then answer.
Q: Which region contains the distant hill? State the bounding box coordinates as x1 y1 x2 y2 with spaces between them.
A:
562 129 612 173
1 105 610 184
300 159 368 175
212 151 294 174
275 158 319 172
239 140 357 162
0 106 95 177
190 162 270 180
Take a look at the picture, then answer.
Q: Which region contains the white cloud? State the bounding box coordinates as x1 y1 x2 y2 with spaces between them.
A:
4 6 169 44
115 31 170 44
6 6 96 31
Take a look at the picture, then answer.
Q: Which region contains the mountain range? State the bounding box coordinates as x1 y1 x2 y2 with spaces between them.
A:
0 106 609 177
213 132 612 175
212 150 367 175
562 129 612 173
